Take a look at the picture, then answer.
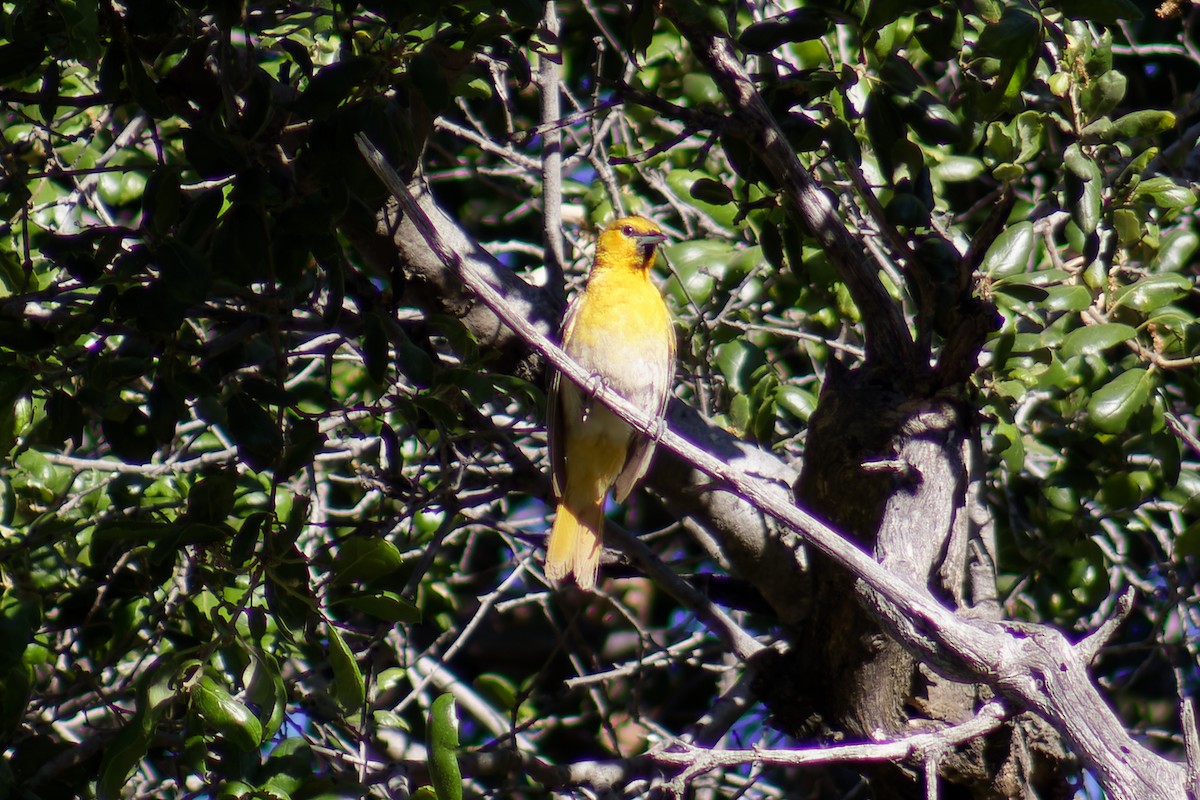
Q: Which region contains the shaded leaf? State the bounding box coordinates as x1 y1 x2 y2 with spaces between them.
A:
1087 368 1154 434
335 590 422 623
333 537 405 585
326 624 365 711
738 8 831 53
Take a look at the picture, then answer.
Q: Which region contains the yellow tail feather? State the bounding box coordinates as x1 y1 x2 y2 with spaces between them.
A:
546 498 604 590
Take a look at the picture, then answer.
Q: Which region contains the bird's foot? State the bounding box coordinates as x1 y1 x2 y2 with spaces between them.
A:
580 372 611 423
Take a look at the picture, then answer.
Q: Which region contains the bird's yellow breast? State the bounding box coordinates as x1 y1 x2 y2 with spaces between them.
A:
564 269 672 398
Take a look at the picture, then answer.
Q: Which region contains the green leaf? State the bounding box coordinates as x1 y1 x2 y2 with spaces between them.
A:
98 707 155 798
1063 145 1101 235
90 520 174 568
1081 70 1126 121
277 416 326 482
662 240 733 304
335 590 422 623
994 282 1049 304
225 392 282 471
186 471 237 524
729 393 752 436
975 6 1041 104
984 121 1016 163
1099 470 1155 509
0 366 31 424
1087 367 1154 434
1178 521 1200 557
1153 228 1199 272
1044 285 1093 312
1112 207 1141 245
292 57 377 119
689 178 734 206
364 310 390 385
0 591 41 671
715 340 767 394
992 420 1025 472
192 675 263 751
427 693 462 800
396 327 436 388
738 8 831 53
124 44 168 118
1061 324 1136 358
155 237 212 304
981 221 1035 278
231 512 268 567
975 6 1040 57
1133 176 1196 210
101 407 158 464
863 87 906 181
1112 274 1193 312
1111 110 1176 140
775 385 817 421
244 648 287 741
934 155 984 182
1013 111 1046 163
99 662 178 799
0 662 32 741
326 624 365 711
472 673 518 712
914 6 964 61
665 170 737 226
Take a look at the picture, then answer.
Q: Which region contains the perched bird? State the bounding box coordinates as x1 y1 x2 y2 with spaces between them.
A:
546 215 676 590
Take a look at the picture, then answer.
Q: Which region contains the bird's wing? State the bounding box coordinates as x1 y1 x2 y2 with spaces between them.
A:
547 296 583 500
612 316 676 502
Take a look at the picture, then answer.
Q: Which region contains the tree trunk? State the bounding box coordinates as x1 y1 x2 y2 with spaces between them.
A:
783 362 1069 798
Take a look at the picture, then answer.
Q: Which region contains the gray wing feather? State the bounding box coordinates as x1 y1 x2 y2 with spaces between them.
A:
612 323 676 502
547 299 582 500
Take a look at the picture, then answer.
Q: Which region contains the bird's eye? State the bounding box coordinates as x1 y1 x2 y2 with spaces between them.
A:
622 225 635 237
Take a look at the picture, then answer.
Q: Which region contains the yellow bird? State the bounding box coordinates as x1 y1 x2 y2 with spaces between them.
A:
546 216 676 590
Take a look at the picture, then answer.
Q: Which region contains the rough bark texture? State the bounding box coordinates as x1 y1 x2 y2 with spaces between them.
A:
789 370 1070 798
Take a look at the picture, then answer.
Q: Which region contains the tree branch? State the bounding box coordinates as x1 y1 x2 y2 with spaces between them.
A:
537 0 566 299
651 700 1009 778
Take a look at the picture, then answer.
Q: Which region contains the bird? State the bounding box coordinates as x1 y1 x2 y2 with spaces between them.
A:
545 215 676 590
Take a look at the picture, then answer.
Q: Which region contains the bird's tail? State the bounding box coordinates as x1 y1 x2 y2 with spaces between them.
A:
545 496 605 590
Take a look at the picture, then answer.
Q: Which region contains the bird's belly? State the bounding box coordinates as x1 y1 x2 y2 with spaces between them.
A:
564 314 670 402
559 383 632 490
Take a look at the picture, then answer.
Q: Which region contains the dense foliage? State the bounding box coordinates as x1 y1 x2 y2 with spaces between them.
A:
1 0 1197 798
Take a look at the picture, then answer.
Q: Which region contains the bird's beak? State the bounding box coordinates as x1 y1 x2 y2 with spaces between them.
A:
632 230 667 248
632 231 667 262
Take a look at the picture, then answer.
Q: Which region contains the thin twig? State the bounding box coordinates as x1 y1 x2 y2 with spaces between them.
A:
653 700 1008 775
537 1 566 299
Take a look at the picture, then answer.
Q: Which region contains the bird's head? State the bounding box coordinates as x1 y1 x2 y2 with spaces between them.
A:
594 215 666 273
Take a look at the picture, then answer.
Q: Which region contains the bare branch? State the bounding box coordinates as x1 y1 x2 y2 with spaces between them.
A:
537 1 566 299
652 700 1008 777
